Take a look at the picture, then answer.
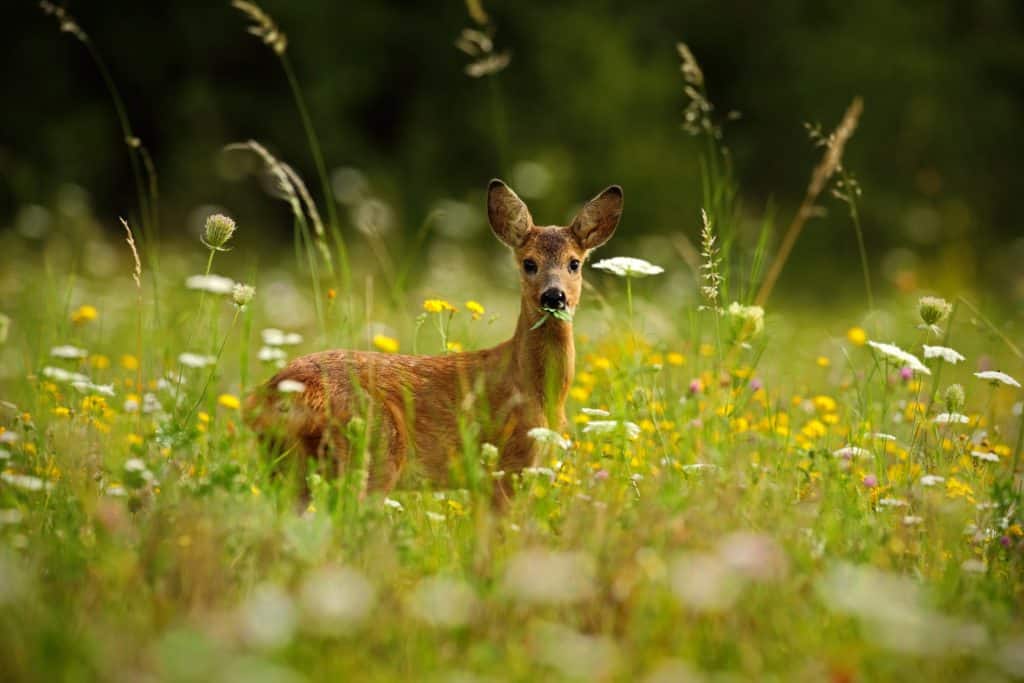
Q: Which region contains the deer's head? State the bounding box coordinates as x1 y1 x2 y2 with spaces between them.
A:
487 179 622 321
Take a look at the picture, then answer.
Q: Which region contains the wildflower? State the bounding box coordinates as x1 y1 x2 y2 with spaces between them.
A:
258 346 287 364
923 345 965 364
877 498 909 508
120 354 139 370
50 345 88 360
185 274 236 295
277 379 306 394
918 296 952 326
816 356 831 368
667 352 685 366
867 341 930 375
970 450 999 463
423 299 457 314
70 304 98 325
298 566 375 635
527 427 571 450
920 475 945 487
232 0 288 55
583 420 641 440
238 583 296 650
366 334 398 353
727 302 765 338
218 394 241 410
833 446 872 460
862 474 878 488
974 370 1020 388
446 341 463 353
201 213 237 251
383 497 403 511
903 515 924 525
178 353 215 369
72 380 115 397
425 511 446 522
466 300 485 320
502 549 595 605
231 283 255 308
1 472 52 492
899 367 914 381
581 407 611 417
847 327 867 346
261 328 303 346
934 412 969 425
41 366 88 384
688 379 703 394
943 384 966 413
408 576 477 628
592 256 664 278
669 552 741 612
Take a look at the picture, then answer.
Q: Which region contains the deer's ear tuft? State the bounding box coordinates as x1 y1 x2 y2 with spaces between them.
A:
488 179 533 248
570 185 623 251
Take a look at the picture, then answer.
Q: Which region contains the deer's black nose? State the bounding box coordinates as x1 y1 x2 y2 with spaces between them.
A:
540 288 567 310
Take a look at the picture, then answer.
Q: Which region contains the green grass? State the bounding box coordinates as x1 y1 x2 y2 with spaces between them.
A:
3 5 1022 681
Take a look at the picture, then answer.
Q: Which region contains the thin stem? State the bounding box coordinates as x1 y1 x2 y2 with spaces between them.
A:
845 183 874 310
182 307 242 427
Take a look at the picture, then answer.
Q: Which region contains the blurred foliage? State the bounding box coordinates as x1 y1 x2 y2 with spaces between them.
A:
2 0 1024 299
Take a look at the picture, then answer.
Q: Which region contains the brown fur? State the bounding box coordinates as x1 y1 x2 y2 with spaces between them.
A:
245 180 623 504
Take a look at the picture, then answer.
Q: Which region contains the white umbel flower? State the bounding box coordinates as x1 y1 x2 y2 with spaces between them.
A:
922 345 965 364
970 450 999 463
527 427 572 450
592 257 664 278
261 328 304 346
582 420 641 440
276 379 306 394
50 345 88 359
867 341 930 375
178 352 216 369
185 274 236 295
934 412 969 425
41 366 89 384
974 370 1020 388
919 474 945 487
833 446 873 460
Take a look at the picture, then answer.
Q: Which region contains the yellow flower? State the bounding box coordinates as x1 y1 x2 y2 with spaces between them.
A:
570 386 589 402
699 343 715 358
423 298 456 314
71 304 98 325
813 395 837 413
666 352 686 366
466 300 485 320
53 406 71 418
816 356 831 368
446 341 464 353
847 326 867 346
373 334 399 353
327 288 337 300
946 477 974 502
120 355 139 371
198 412 210 424
592 356 612 370
89 354 110 370
126 434 143 447
217 394 241 410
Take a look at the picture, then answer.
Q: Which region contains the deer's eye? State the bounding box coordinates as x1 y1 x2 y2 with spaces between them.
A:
568 259 581 273
523 259 538 274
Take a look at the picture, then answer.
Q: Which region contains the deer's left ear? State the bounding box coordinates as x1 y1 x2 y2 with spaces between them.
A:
570 185 623 251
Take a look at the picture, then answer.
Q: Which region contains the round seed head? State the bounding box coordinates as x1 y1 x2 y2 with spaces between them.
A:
944 384 966 414
203 213 237 250
918 296 952 326
232 283 255 308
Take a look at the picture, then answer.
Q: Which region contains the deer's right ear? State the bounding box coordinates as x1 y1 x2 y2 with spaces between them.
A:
487 179 533 248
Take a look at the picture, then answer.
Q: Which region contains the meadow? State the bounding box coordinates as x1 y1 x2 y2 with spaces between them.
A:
1 3 1023 681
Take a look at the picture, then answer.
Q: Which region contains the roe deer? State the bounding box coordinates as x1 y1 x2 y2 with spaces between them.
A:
246 179 623 503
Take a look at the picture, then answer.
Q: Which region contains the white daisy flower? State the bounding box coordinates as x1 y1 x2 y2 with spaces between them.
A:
41 366 90 384
833 446 873 460
592 256 664 278
0 433 19 444
920 474 945 487
970 450 999 463
922 345 965 364
934 412 969 425
261 328 304 346
178 352 216 369
581 407 611 417
974 370 1020 388
50 345 88 360
867 340 931 375
276 379 307 394
527 427 572 450
870 433 898 442
185 274 236 295
582 420 641 440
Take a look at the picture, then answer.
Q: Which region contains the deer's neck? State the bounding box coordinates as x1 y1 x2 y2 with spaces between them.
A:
511 304 575 426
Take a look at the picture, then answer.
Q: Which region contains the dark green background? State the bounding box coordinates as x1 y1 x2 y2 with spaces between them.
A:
3 1 1023 298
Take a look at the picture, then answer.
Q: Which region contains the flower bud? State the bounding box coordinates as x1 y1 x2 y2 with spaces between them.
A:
918 296 952 326
232 283 255 308
944 383 966 414
203 213 237 251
